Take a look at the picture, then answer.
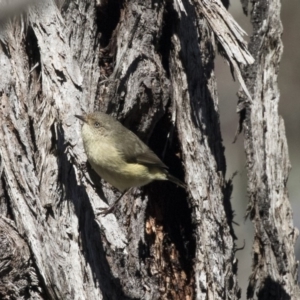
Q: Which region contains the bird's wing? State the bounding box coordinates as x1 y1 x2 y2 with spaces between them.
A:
135 148 168 169
117 130 168 169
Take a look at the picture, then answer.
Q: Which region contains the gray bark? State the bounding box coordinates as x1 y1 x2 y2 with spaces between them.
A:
238 0 300 299
0 216 44 299
0 0 298 299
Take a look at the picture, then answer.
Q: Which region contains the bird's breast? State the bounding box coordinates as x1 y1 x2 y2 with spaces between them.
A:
81 125 166 191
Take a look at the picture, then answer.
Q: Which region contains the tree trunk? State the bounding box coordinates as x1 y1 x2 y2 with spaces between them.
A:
239 0 300 299
0 0 298 299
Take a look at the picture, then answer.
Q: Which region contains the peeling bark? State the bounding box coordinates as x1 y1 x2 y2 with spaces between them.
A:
0 0 297 299
0 216 44 299
238 0 300 299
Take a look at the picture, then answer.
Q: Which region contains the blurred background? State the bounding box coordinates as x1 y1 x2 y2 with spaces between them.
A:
215 1 300 298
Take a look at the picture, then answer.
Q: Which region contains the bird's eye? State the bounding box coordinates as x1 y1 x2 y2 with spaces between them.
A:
94 122 100 128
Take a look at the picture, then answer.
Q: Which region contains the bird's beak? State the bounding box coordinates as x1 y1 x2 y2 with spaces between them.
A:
75 115 87 123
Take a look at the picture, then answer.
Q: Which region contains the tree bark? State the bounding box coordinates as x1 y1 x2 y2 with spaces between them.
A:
238 0 300 299
0 0 298 299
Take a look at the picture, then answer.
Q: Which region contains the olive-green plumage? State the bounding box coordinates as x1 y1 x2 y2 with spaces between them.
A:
75 112 185 192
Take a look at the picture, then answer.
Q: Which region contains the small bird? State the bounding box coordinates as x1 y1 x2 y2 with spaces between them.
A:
75 112 185 215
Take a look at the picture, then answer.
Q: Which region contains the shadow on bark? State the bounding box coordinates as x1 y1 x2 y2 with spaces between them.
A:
96 0 123 48
179 2 226 175
141 113 195 299
57 125 130 300
248 276 291 300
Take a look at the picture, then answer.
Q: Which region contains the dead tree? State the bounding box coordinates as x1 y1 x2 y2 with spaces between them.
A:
0 0 298 299
238 0 300 299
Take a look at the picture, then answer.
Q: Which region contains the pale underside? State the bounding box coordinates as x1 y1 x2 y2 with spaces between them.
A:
81 123 167 191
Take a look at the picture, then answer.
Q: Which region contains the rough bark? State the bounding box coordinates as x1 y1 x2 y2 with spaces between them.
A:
1 0 297 299
238 0 300 299
0 216 44 299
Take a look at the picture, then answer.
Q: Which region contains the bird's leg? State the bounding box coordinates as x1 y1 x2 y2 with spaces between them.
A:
97 188 132 216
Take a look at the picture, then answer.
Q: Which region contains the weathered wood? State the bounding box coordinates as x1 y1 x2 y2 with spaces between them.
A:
0 2 104 299
0 216 44 299
168 2 240 298
238 0 300 299
1 0 296 299
192 0 254 100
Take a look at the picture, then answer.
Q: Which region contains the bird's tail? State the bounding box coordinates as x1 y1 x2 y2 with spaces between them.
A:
166 173 186 189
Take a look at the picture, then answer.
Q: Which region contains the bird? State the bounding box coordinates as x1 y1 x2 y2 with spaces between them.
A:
75 112 185 215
